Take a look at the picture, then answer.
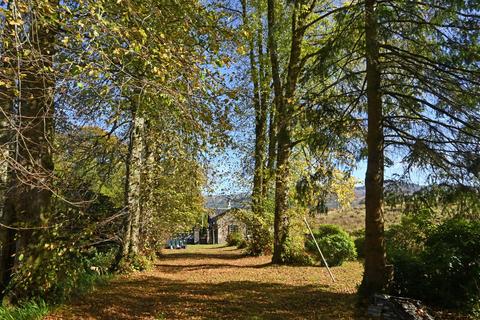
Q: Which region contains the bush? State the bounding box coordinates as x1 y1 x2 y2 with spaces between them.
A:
283 250 315 266
226 231 244 247
423 219 480 310
305 224 357 266
0 300 49 320
234 209 273 256
349 229 365 260
246 224 273 255
389 218 480 313
312 224 348 238
353 236 365 259
237 239 248 249
118 253 154 273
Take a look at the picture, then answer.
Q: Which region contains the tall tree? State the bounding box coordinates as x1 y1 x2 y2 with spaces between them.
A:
122 97 145 259
240 0 271 255
360 0 388 298
300 0 479 299
353 0 480 299
267 0 316 263
0 0 56 296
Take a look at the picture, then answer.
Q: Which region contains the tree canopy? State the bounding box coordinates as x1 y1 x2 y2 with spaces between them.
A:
0 0 478 310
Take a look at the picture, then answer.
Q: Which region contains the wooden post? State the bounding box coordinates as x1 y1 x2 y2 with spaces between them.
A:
303 217 335 282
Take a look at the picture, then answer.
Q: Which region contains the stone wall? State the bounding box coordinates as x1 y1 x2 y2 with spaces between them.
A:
368 294 434 320
216 211 247 244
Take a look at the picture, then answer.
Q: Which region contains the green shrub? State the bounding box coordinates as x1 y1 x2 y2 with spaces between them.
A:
278 231 314 266
353 236 365 259
349 229 365 260
389 218 480 313
423 219 480 310
313 224 348 238
388 250 428 299
305 224 357 266
283 250 315 266
235 209 273 256
246 225 273 255
237 239 248 249
118 253 154 273
0 300 48 320
386 209 435 258
226 231 244 247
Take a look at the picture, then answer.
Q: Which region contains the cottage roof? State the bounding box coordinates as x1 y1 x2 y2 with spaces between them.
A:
209 208 235 223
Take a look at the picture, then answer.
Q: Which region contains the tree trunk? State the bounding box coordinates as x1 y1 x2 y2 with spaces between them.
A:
123 102 145 258
10 1 55 274
269 0 309 263
242 0 269 255
360 0 388 300
266 100 277 190
122 135 133 257
267 0 286 263
140 127 156 252
0 112 14 293
257 24 269 202
0 2 57 297
0 11 15 291
272 128 291 263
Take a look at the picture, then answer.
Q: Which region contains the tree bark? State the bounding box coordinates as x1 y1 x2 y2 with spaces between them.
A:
0 8 15 291
266 100 277 189
242 0 265 216
242 0 269 255
140 126 156 252
9 0 55 274
360 0 388 299
0 102 14 294
269 0 310 264
267 0 286 263
122 101 145 258
257 25 269 202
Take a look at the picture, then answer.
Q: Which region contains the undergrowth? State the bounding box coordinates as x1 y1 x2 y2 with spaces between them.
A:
0 249 116 320
0 272 112 320
0 300 49 320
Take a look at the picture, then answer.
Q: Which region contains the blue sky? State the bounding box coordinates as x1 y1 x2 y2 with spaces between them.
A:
206 149 429 196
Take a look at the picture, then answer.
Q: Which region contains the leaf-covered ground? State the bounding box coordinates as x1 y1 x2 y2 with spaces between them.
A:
45 245 369 319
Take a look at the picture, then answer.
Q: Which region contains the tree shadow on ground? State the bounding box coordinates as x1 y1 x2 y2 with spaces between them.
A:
160 251 245 261
155 262 272 274
61 277 369 320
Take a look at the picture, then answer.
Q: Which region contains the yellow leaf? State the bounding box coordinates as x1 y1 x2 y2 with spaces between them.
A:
8 18 24 26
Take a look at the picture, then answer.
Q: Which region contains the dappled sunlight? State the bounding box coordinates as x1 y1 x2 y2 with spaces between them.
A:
46 246 367 320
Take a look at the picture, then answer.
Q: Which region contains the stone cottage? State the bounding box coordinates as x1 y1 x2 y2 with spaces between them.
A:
192 194 249 245
208 208 247 244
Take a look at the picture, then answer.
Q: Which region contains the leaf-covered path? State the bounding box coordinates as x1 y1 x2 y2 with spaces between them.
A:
46 245 368 320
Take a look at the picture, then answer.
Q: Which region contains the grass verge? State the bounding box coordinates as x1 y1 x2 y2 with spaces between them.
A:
0 300 49 320
0 271 112 320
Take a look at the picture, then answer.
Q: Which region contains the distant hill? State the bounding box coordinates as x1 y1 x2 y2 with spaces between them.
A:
351 181 422 207
204 193 250 215
205 181 422 211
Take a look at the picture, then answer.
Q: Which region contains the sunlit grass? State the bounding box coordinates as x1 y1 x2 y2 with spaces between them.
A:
0 300 49 320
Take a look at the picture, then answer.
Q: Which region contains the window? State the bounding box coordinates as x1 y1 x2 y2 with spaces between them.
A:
228 224 239 234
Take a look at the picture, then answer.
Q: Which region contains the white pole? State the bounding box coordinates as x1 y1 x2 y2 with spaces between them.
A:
303 217 335 282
